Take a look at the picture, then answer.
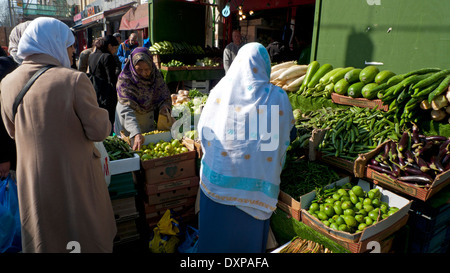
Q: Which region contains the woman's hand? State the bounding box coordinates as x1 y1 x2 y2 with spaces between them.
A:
133 133 145 151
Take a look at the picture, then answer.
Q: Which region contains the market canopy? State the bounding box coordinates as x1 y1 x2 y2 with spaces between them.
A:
119 4 148 30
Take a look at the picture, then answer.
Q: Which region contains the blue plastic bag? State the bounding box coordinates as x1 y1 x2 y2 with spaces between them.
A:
0 175 22 253
177 225 199 253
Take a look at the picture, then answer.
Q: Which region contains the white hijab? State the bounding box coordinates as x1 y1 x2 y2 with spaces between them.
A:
198 42 294 220
17 17 75 68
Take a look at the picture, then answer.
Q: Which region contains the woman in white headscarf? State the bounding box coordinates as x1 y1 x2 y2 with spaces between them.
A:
0 17 116 253
197 42 294 253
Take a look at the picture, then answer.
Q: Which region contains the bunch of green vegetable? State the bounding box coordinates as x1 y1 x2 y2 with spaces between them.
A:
280 158 340 200
103 135 135 160
317 107 402 160
162 59 185 67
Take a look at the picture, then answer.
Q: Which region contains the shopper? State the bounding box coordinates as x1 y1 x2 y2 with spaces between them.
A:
0 21 32 182
115 47 171 151
197 42 294 253
223 29 245 73
0 17 116 253
117 32 139 70
88 34 120 127
77 44 94 73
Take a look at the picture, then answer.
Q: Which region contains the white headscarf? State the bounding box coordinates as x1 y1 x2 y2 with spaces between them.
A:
198 42 294 220
17 17 75 68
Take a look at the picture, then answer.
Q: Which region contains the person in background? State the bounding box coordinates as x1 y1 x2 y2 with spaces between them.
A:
117 32 139 70
223 28 245 73
0 21 31 181
88 35 120 127
197 42 294 253
115 47 171 151
113 32 121 45
112 32 122 77
143 37 151 48
77 44 95 73
0 17 116 253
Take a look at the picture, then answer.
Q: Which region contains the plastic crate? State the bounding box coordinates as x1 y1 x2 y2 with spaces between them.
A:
410 225 450 253
108 172 137 200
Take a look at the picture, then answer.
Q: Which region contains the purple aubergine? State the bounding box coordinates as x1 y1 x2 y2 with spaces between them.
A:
404 167 433 180
397 175 433 184
425 136 448 142
368 164 396 177
405 150 415 164
415 156 430 172
430 155 444 173
398 131 409 152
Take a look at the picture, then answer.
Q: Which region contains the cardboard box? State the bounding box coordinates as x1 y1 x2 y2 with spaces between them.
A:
277 190 301 221
300 177 412 253
147 185 199 205
362 140 450 201
181 137 202 158
111 196 139 222
331 93 389 111
141 150 197 184
146 176 199 195
144 197 196 214
109 153 141 176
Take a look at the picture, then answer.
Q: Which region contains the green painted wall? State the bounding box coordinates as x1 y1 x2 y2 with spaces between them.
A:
311 0 450 73
149 0 206 45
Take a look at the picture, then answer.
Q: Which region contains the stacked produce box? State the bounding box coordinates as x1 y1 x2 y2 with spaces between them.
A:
103 136 141 247
274 60 450 253
134 134 199 230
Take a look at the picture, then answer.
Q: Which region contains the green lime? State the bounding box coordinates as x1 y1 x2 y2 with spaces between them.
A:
352 185 365 198
358 223 367 231
309 203 319 212
335 216 345 226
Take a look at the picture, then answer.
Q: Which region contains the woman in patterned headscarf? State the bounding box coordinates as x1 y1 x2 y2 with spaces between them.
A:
115 47 171 150
197 42 294 253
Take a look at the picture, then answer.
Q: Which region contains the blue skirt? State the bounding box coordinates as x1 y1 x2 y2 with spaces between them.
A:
197 189 270 253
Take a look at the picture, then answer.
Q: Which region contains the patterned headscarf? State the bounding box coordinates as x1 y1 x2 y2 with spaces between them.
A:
116 47 170 114
197 42 294 220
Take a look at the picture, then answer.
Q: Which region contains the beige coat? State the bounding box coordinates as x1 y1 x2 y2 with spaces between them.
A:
0 54 117 253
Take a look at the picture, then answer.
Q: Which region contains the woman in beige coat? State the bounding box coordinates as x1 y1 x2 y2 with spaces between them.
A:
0 17 116 253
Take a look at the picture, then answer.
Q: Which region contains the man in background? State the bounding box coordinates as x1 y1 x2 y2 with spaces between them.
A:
223 29 245 73
117 33 139 70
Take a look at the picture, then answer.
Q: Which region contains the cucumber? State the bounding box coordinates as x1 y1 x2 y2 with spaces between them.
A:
359 66 380 84
361 83 379 100
334 78 350 95
307 63 333 88
344 68 363 84
347 82 365 98
375 70 396 84
329 67 354 84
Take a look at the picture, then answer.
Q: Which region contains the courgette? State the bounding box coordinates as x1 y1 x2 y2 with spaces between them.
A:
359 66 380 84
361 83 379 100
344 68 363 84
319 67 343 85
329 67 354 84
375 70 396 84
307 63 333 88
334 78 350 95
347 82 365 98
299 61 320 93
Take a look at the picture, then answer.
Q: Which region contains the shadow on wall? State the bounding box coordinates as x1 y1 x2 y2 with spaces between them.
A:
345 27 374 68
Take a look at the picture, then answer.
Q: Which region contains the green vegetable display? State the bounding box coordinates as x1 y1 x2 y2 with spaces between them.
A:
103 135 136 160
307 183 399 234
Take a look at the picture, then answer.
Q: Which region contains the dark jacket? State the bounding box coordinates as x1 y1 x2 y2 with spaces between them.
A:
0 56 18 170
88 51 118 125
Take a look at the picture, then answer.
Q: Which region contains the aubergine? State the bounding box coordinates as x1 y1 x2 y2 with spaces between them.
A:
404 166 433 180
398 131 409 152
415 156 430 172
443 154 450 165
425 136 448 142
405 150 415 164
398 175 433 184
370 159 379 166
368 164 396 177
429 155 444 173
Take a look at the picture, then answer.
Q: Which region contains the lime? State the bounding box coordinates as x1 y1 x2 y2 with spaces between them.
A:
309 203 319 212
355 214 364 223
343 215 357 227
333 205 343 215
341 201 353 210
317 212 328 221
363 198 372 206
171 139 181 148
344 209 355 216
338 224 349 232
335 216 345 226
358 223 367 231
324 204 335 217
330 223 339 230
351 185 365 198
